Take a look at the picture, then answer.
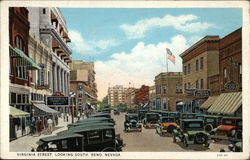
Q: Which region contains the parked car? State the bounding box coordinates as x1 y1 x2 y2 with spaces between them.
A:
156 117 178 135
143 112 160 128
124 113 142 132
168 112 180 121
127 108 137 114
173 119 212 148
196 115 223 132
56 125 125 151
35 133 84 152
220 141 242 152
137 109 148 121
210 117 242 140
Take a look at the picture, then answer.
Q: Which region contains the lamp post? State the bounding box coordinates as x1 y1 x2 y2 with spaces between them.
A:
69 92 75 123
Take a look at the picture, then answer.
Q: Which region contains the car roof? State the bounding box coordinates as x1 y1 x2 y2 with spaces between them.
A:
69 122 114 129
69 121 114 127
40 133 83 142
76 117 110 123
57 125 114 136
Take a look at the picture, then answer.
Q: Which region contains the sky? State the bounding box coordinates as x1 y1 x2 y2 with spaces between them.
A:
60 8 242 100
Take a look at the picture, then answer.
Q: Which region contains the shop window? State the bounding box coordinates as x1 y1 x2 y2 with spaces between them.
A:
200 79 204 89
200 57 203 71
195 59 199 72
224 67 227 84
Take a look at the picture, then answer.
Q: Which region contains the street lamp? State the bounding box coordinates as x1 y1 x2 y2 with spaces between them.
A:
69 92 75 123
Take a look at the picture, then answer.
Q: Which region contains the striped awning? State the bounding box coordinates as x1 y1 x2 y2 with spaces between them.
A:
208 92 242 115
9 45 41 70
10 106 30 118
200 96 219 109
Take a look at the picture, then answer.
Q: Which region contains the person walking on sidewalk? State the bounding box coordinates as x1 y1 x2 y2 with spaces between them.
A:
30 117 36 135
47 118 53 134
36 117 44 136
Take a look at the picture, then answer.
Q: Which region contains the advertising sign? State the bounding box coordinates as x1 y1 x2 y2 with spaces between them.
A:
47 97 69 105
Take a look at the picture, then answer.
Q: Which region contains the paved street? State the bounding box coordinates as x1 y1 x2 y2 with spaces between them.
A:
112 112 230 152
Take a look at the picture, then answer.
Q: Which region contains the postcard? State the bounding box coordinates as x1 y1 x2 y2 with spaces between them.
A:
0 0 249 159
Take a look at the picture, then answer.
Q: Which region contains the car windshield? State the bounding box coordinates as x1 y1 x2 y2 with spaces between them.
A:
206 118 215 123
161 118 174 123
223 119 234 125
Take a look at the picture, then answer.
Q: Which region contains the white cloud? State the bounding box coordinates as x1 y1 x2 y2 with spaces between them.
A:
95 35 189 100
68 30 120 55
120 14 214 39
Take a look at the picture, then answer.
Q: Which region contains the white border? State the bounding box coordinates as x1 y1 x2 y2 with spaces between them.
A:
0 1 249 159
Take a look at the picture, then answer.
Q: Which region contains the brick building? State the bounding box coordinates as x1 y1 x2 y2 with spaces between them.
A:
135 85 149 105
154 72 182 111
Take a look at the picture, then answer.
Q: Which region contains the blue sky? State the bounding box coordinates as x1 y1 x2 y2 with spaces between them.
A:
60 8 242 99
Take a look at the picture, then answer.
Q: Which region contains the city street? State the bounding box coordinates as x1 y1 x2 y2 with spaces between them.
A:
112 112 230 152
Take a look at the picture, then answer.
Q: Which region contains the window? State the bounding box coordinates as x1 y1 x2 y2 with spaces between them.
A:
223 67 227 84
15 36 24 51
43 8 46 14
188 83 191 89
200 57 203 71
195 80 199 89
200 79 204 89
22 94 26 103
11 93 16 104
184 66 187 75
17 94 22 103
88 131 102 143
188 64 191 74
239 63 242 83
184 83 187 90
48 72 50 88
17 66 27 79
163 86 167 94
38 64 45 85
195 59 199 72
103 129 113 140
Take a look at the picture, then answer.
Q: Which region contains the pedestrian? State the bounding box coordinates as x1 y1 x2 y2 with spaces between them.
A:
47 118 53 134
36 117 44 136
30 117 36 135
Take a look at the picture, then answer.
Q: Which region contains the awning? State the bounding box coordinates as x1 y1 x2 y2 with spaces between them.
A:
33 103 59 115
208 92 242 115
200 96 219 109
84 91 96 99
9 45 41 70
10 106 30 118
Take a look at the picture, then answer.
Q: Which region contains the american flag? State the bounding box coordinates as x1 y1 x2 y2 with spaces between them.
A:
166 48 175 64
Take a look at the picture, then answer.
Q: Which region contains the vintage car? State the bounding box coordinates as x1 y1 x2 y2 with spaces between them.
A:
196 115 223 132
124 113 142 132
68 122 114 129
210 117 242 140
168 112 180 120
220 141 242 152
126 108 137 114
173 119 212 148
137 109 148 121
143 112 160 128
35 133 84 152
155 117 178 135
113 108 120 115
56 125 125 151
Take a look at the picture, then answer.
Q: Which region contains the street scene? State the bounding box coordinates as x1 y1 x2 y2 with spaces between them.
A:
8 7 243 154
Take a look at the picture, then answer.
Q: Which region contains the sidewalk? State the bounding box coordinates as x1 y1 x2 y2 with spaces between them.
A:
9 117 78 152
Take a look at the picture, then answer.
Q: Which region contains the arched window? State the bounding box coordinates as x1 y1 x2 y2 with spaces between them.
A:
15 36 25 51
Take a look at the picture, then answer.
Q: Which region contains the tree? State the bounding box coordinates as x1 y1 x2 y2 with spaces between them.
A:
99 95 109 109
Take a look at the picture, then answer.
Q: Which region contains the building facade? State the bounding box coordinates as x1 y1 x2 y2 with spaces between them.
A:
149 85 156 108
125 87 136 107
154 72 183 111
135 85 149 105
28 7 72 114
108 85 127 107
70 61 97 117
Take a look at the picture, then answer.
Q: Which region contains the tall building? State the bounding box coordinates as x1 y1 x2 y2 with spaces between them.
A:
70 60 97 116
28 7 72 114
154 72 183 111
108 85 127 107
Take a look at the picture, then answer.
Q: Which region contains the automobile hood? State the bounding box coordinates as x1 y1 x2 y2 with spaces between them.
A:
187 130 206 135
161 123 177 128
217 125 235 131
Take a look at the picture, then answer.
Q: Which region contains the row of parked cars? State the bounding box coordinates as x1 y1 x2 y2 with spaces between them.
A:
122 109 242 152
34 109 126 152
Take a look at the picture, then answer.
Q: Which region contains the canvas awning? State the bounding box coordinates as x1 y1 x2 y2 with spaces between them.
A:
200 96 219 109
9 45 41 70
10 106 30 118
33 103 59 115
208 92 242 115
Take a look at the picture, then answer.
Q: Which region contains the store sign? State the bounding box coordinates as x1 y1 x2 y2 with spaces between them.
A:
224 81 239 92
185 89 210 97
47 97 69 105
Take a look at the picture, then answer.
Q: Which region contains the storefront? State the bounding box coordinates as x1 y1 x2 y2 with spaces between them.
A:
207 92 242 117
9 106 30 141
